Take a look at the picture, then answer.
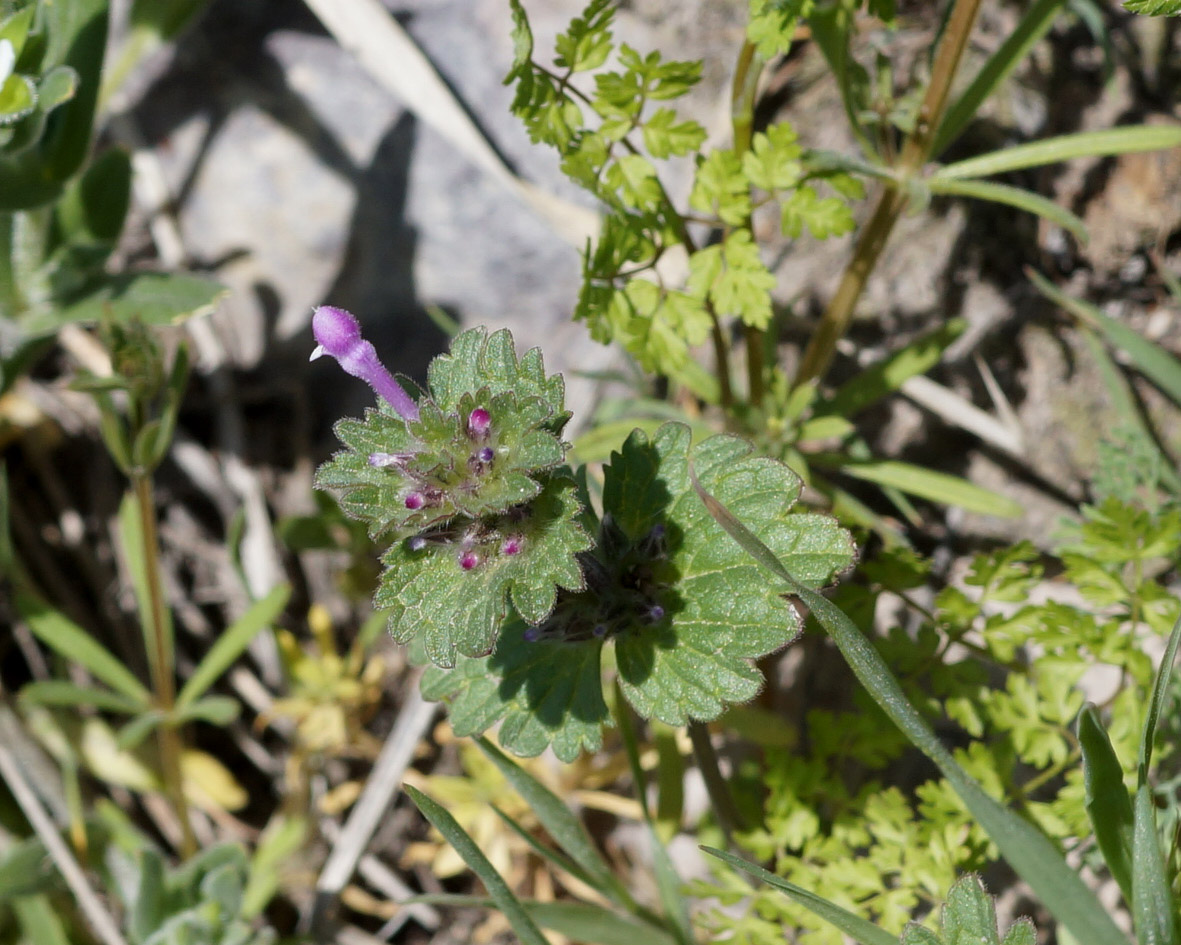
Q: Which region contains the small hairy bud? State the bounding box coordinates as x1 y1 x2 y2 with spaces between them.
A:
459 550 480 570
468 407 492 439
500 536 524 556
404 492 426 510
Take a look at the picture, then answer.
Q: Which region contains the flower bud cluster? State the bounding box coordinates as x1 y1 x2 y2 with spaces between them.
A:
523 517 671 644
401 505 529 572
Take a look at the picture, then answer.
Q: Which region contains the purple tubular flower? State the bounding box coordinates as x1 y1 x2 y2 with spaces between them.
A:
310 306 419 421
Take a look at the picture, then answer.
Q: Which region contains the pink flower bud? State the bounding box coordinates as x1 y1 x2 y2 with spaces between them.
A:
404 492 425 510
468 407 491 438
459 550 479 570
500 536 523 556
310 306 419 421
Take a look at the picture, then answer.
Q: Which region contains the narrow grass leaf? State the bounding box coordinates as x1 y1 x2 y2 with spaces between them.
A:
12 896 71 945
1132 784 1177 945
935 125 1181 180
1138 611 1181 784
242 815 308 918
398 896 678 945
653 723 685 841
817 319 966 419
173 694 240 726
525 901 680 945
405 784 553 945
19 680 142 714
475 737 619 896
610 686 693 945
927 178 1087 242
1030 267 1181 407
687 472 1130 945
489 804 597 890
703 848 896 945
176 583 290 709
932 0 1067 158
817 457 1022 517
17 593 150 704
1076 327 1181 494
1078 704 1134 902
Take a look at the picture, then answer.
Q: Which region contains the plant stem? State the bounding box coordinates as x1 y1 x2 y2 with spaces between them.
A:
0 212 24 317
132 472 195 856
794 0 985 387
731 40 767 407
688 720 745 842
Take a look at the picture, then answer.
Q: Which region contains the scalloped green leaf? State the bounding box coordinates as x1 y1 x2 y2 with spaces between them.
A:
607 424 855 724
377 475 591 666
419 422 855 756
318 389 565 538
427 327 568 428
421 621 608 761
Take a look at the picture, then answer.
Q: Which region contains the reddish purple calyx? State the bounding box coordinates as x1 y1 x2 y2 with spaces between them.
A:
468 407 491 439
310 305 420 421
500 536 523 556
404 492 426 510
459 550 479 570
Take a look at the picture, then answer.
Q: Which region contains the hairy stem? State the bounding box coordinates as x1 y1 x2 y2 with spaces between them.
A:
731 40 767 407
688 720 745 841
794 0 984 387
133 473 195 856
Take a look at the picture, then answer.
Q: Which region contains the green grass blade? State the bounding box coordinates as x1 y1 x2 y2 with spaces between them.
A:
1139 612 1181 785
1078 704 1134 902
489 804 599 890
1076 326 1181 494
1028 267 1181 409
927 177 1087 242
399 896 679 945
17 592 150 704
815 457 1023 517
18 679 143 714
13 895 71 945
687 469 1130 945
475 737 619 896
404 784 553 945
703 848 896 945
935 125 1181 180
817 319 966 418
176 583 290 708
1132 784 1177 945
931 0 1067 158
524 901 679 945
610 687 693 945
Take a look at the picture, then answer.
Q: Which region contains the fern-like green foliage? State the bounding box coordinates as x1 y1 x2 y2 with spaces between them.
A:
1124 0 1181 15
422 422 855 760
696 492 1181 945
506 0 864 385
317 327 592 667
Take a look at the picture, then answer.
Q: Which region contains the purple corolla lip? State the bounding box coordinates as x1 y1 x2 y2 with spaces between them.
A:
310 305 420 421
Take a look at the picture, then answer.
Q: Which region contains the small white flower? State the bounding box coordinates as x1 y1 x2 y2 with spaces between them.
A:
0 40 14 86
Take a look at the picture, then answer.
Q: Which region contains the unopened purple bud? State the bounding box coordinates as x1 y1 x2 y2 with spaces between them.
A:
478 446 495 463
523 627 541 642
404 492 425 510
468 407 491 439
407 535 427 551
369 451 412 468
310 306 419 421
500 536 523 556
645 603 665 623
459 550 479 570
592 624 607 638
